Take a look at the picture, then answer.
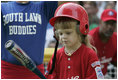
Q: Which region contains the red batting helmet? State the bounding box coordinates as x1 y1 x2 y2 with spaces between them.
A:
49 2 89 35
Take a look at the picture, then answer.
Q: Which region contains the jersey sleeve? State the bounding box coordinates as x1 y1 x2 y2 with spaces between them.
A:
85 50 104 79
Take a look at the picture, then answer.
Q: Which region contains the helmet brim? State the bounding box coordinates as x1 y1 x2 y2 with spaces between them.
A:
49 15 79 27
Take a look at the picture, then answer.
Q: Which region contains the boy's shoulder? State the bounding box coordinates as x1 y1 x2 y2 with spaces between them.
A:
82 44 97 57
56 47 64 54
56 47 65 55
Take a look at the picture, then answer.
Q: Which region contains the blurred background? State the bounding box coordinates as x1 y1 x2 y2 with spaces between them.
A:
1 1 117 79
44 1 117 79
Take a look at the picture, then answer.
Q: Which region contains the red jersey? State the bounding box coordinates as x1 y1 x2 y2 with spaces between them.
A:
45 44 104 79
89 27 117 75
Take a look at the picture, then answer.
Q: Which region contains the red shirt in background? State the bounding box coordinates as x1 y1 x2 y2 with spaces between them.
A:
89 27 117 75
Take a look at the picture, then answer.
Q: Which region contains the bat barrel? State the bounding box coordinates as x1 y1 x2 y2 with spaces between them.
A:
5 40 37 71
5 40 46 79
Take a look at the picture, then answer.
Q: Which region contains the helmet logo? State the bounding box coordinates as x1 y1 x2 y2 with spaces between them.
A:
84 30 87 33
108 11 114 16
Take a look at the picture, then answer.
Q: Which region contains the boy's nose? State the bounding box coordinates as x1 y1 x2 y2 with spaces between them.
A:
61 34 67 38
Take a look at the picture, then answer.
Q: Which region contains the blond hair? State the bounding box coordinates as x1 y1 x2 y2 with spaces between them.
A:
54 17 97 52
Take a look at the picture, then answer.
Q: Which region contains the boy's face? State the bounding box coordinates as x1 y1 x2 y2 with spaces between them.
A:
57 28 80 48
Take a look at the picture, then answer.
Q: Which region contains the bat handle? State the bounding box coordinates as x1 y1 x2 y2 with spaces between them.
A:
33 68 46 79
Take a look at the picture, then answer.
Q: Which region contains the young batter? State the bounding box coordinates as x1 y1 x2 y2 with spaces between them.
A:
45 2 104 79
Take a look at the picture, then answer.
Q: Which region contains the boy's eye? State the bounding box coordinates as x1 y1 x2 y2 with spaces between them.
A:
59 33 63 35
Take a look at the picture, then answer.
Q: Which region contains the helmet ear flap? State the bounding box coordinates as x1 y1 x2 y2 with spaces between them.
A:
84 24 89 34
76 22 89 35
85 24 88 29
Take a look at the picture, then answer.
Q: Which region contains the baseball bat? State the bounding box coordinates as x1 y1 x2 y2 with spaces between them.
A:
5 40 46 79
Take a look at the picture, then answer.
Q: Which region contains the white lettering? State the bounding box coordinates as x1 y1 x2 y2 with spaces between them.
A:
100 57 112 69
14 13 18 22
100 58 112 63
37 13 42 24
18 26 22 35
8 25 36 35
28 25 32 34
6 14 9 25
25 13 42 24
25 13 29 22
33 25 36 34
13 25 17 35
9 25 13 35
33 13 38 23
19 13 23 22
3 15 6 26
30 13 34 21
3 13 42 25
71 76 79 79
22 26 26 35
9 13 14 22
